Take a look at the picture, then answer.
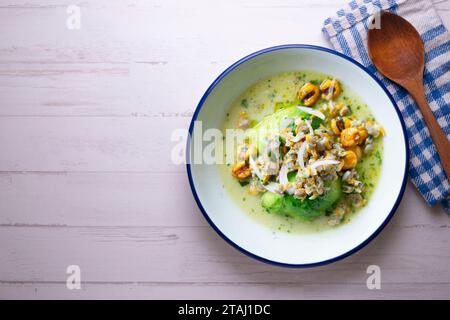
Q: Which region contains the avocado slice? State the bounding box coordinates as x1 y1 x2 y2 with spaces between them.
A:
261 179 342 220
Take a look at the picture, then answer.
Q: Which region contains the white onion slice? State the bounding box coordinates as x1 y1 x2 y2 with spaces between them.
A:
328 99 334 110
281 117 294 129
263 182 282 194
309 159 340 170
285 183 296 195
297 106 325 120
278 165 289 185
342 170 352 181
306 119 314 135
249 156 263 180
296 142 307 168
290 131 303 143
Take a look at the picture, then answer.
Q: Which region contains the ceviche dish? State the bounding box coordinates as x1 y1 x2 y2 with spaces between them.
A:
219 71 385 233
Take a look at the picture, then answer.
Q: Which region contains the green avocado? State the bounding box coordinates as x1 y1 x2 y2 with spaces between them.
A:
249 104 333 220
261 179 342 220
245 105 322 153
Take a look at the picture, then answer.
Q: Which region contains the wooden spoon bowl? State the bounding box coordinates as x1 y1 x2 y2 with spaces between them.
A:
368 11 450 180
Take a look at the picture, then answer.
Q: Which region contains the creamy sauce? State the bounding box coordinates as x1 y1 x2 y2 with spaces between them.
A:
218 71 383 233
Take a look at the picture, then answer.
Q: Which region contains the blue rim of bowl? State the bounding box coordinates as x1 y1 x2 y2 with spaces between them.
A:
186 44 409 268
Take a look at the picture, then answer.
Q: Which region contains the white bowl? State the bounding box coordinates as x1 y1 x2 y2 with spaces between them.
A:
187 45 408 267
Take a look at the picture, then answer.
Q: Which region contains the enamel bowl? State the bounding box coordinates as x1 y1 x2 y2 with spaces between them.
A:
187 45 408 267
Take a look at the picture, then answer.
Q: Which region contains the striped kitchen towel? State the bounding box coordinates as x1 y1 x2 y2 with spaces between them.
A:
322 0 450 212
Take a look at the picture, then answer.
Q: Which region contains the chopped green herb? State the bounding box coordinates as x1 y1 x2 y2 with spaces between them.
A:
269 91 276 99
241 99 248 108
238 180 249 187
288 121 296 133
311 116 323 129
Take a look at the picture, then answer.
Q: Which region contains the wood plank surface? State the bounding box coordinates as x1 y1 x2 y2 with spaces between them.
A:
0 0 449 299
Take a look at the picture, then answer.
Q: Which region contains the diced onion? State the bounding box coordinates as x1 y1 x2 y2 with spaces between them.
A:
297 106 325 120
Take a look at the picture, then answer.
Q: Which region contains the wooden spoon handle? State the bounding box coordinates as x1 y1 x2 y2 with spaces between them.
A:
407 79 450 180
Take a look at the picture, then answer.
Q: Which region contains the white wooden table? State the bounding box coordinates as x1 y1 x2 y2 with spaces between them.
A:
0 0 449 300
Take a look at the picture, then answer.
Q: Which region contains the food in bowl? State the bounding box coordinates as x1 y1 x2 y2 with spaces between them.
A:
219 71 385 232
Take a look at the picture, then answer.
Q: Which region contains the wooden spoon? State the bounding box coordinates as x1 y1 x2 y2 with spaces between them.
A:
368 11 450 180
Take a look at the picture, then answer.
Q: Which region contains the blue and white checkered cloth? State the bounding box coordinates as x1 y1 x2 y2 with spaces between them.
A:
322 0 450 212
